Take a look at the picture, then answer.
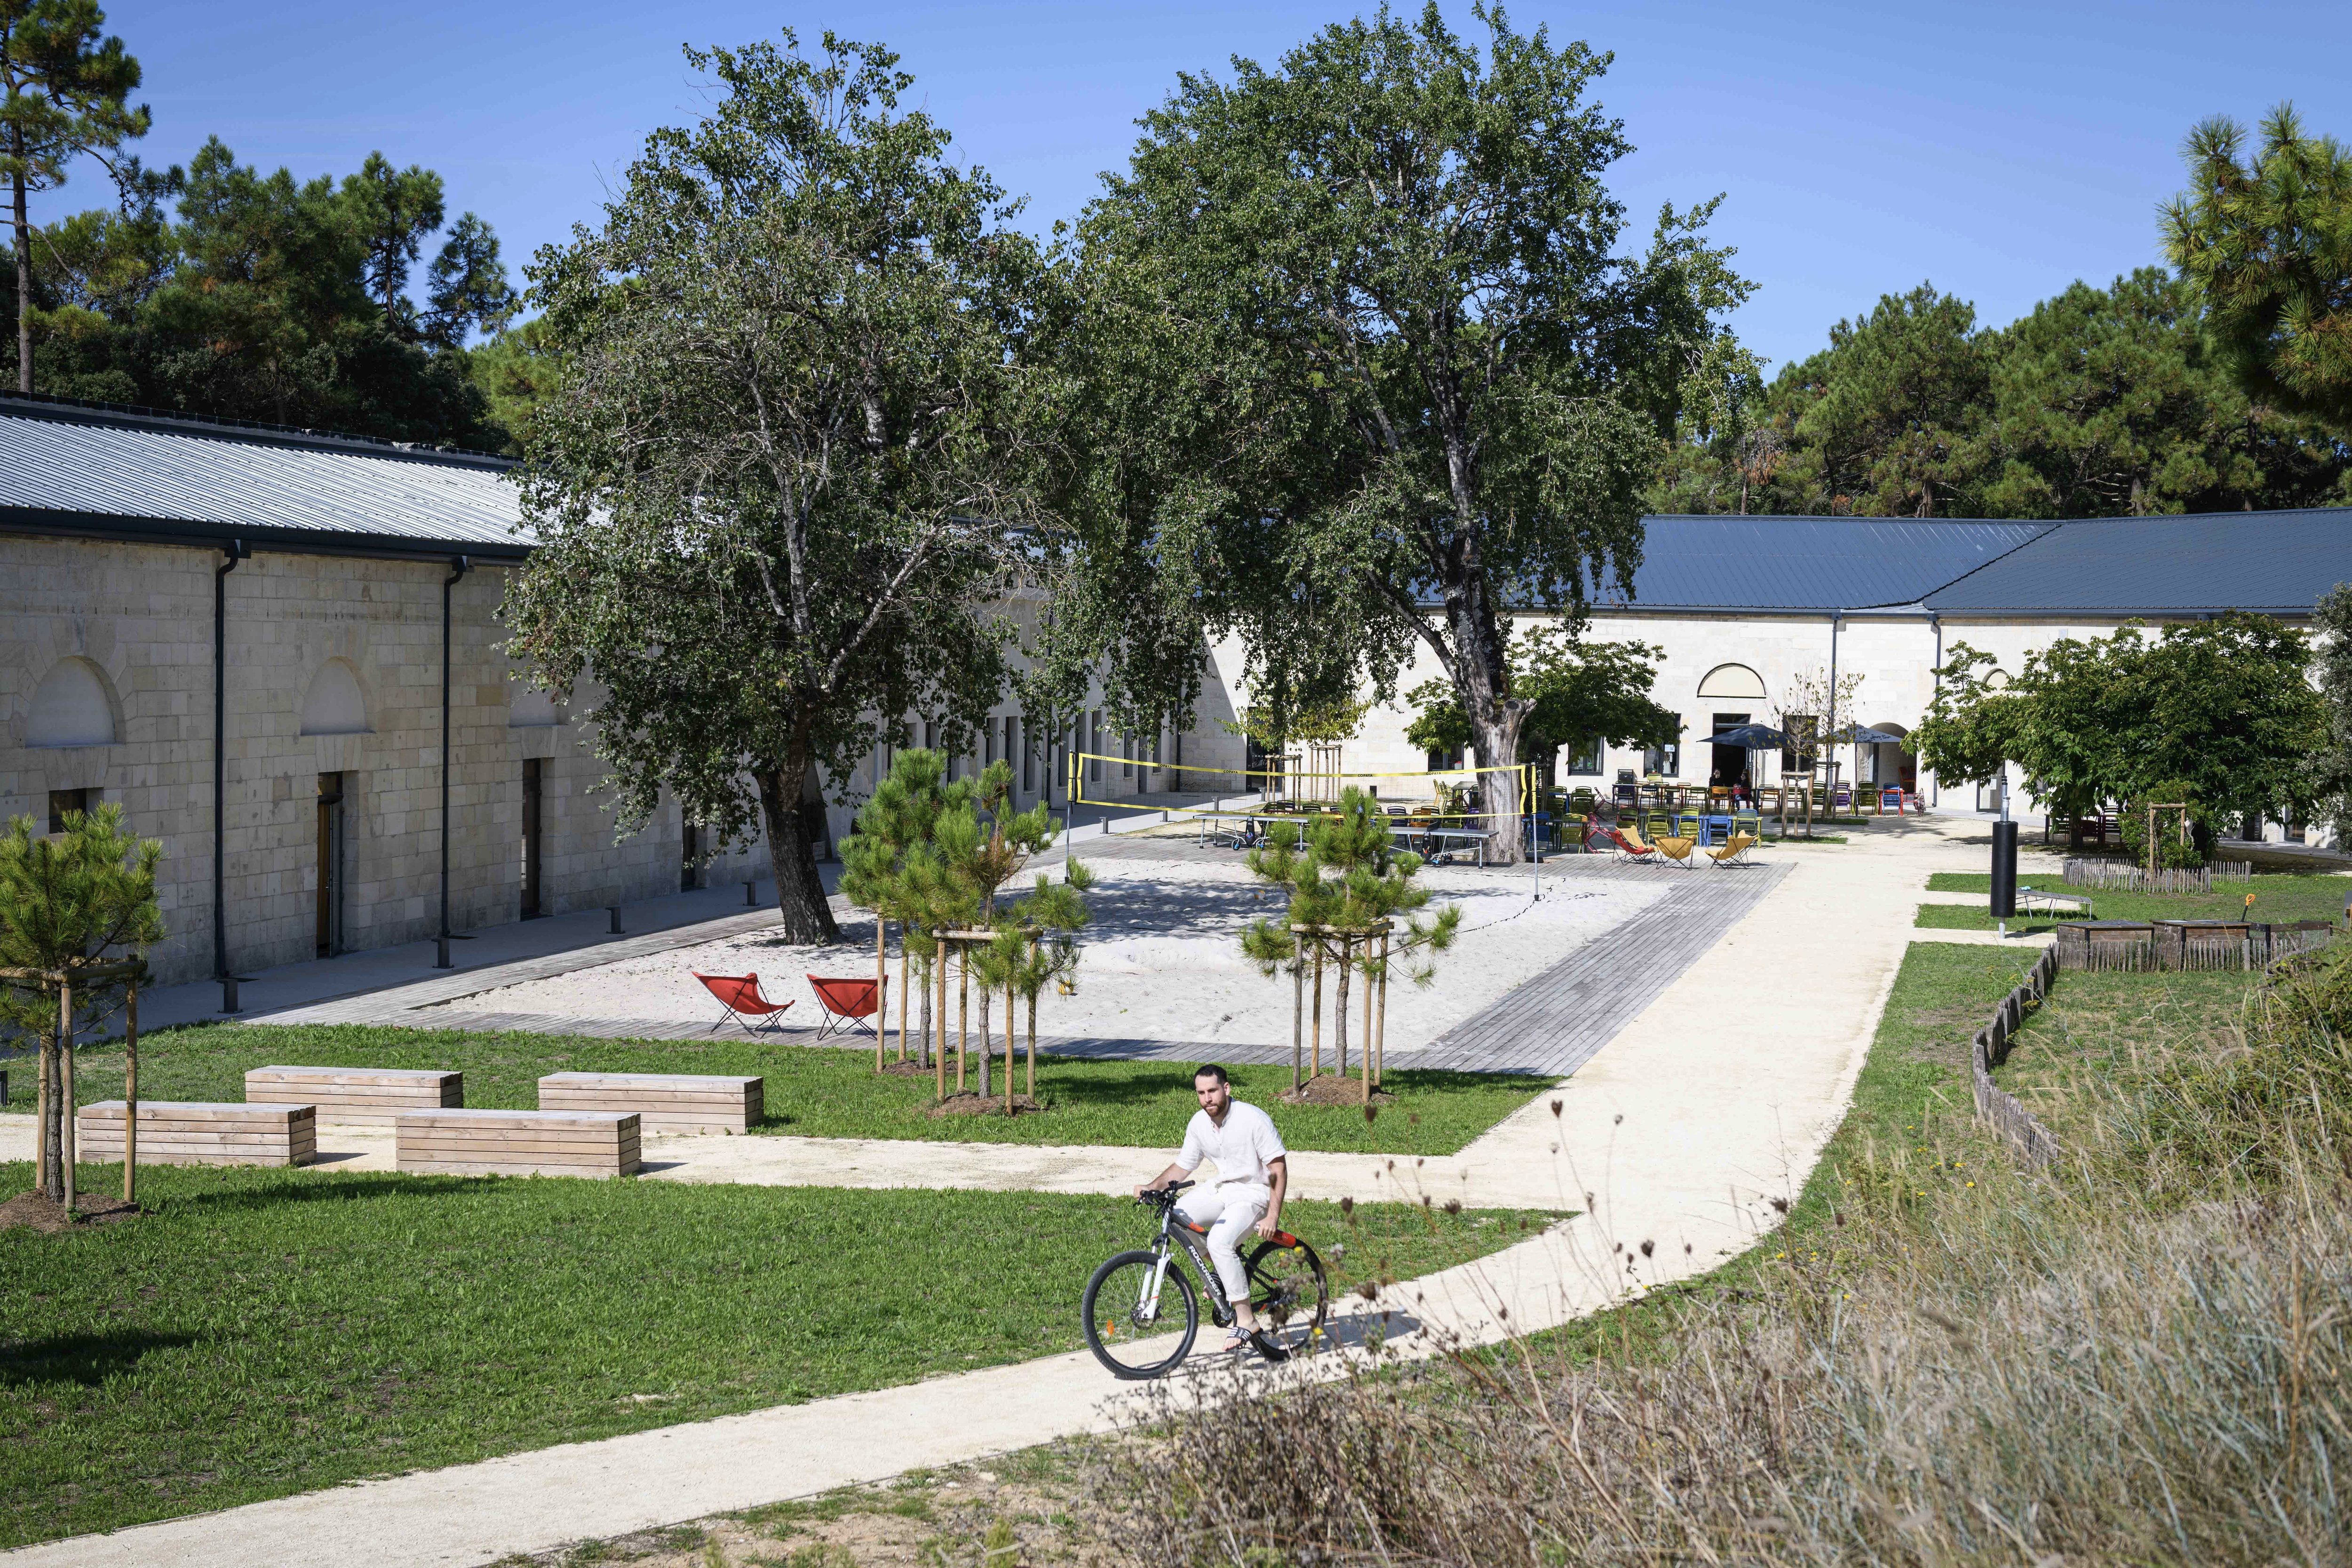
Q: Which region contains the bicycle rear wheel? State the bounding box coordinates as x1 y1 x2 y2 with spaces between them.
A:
1244 1235 1330 1361
1082 1249 1199 1379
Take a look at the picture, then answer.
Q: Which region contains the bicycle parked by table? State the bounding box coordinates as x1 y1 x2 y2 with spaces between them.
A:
1081 1180 1330 1378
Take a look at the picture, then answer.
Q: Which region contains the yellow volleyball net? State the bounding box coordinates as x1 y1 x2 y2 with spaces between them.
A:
1065 751 1535 833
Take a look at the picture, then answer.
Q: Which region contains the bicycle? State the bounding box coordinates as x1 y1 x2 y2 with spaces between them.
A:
1081 1180 1330 1379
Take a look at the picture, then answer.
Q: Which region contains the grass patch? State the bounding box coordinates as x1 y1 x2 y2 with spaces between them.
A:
1923 868 2349 929
16 1023 1545 1156
0 1162 1552 1548
1991 967 2254 1139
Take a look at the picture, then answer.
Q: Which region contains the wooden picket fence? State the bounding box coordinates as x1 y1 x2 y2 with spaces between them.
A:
1971 944 2062 1168
2060 858 2251 893
2054 919 2334 972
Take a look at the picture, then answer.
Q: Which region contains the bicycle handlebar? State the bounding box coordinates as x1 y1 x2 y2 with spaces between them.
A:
1139 1179 1193 1206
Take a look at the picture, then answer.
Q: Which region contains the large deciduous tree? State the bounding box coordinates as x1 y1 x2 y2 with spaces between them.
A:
1074 3 1752 863
505 32 1052 943
0 0 147 393
1912 615 2325 844
2165 105 2352 433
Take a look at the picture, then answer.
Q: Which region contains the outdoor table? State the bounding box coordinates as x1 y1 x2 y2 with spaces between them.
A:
1422 826 1493 866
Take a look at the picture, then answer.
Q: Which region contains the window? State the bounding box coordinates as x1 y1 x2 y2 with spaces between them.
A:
1425 747 1463 772
1568 739 1603 776
1644 740 1681 778
1088 711 1103 781
47 788 91 834
1009 716 1025 793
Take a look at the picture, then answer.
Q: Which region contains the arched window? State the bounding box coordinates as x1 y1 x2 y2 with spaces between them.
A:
1696 662 1768 700
300 660 371 736
25 657 117 748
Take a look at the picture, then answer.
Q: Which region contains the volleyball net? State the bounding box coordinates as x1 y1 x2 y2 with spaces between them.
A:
1064 751 1535 826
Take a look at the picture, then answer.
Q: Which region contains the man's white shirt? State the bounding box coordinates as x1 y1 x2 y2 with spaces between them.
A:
1176 1099 1288 1200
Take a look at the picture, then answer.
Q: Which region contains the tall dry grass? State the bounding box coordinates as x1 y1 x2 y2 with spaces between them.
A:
1086 951 2352 1566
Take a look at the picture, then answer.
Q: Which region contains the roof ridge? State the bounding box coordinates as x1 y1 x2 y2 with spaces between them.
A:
0 393 515 471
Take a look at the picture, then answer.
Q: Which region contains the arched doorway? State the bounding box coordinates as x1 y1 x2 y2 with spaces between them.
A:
1861 721 1914 795
1697 663 1768 791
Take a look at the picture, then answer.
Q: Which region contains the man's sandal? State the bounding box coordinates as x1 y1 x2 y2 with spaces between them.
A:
1224 1328 1254 1355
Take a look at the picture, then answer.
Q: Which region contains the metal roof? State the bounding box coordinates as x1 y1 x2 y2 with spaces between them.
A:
1924 509 2352 614
0 404 531 557
1594 516 2054 611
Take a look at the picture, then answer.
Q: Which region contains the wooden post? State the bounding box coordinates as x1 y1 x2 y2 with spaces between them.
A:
956 944 969 1094
897 943 910 1063
1362 931 1375 1105
1373 928 1389 1089
1291 956 1304 1093
124 983 139 1202
34 1011 51 1194
1310 939 1324 1080
874 918 889 1075
1004 979 1016 1114
935 939 947 1102
59 975 75 1216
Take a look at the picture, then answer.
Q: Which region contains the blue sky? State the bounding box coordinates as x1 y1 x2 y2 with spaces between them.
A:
65 0 2352 374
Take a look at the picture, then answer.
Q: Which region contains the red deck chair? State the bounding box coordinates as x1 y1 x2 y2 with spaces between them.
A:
807 975 882 1041
693 971 795 1034
1600 827 1659 862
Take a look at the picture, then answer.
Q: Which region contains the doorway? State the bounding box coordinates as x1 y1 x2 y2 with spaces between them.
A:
520 759 544 920
315 772 345 957
681 819 702 892
1708 713 1751 791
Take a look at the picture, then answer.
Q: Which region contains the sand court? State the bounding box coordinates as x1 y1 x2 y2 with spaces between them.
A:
427 856 1670 1055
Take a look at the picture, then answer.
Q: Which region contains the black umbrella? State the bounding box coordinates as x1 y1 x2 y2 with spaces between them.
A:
1828 723 1907 746
1707 723 1789 749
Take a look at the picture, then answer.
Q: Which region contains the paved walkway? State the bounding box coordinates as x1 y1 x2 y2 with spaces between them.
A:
4 817 2010 1568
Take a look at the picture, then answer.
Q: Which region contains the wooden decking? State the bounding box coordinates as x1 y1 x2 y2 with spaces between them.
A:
77 1100 318 1167
246 1065 462 1123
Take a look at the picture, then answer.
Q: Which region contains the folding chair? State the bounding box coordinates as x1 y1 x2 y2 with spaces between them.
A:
1706 832 1757 867
807 975 882 1041
693 971 796 1034
1601 826 1659 863
1652 833 1698 869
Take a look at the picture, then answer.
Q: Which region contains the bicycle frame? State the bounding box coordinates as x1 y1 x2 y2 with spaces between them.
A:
1136 1200 1232 1327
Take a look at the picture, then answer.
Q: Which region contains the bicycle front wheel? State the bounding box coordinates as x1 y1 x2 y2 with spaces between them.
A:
1082 1249 1199 1379
1245 1235 1330 1361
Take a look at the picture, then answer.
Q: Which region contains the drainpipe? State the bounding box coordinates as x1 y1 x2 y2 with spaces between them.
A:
436 557 470 969
1928 610 1942 806
214 542 246 1013
1827 610 1843 792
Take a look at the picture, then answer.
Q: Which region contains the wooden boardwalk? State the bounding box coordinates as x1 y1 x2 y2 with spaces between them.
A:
1406 860 1792 1077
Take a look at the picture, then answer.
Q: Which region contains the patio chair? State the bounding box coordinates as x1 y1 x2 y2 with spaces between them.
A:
1706 832 1757 867
693 971 796 1034
1732 808 1763 842
1598 826 1658 862
1653 833 1698 868
807 975 882 1041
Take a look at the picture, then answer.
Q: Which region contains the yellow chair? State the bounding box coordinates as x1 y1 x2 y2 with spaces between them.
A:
1653 834 1697 868
1706 832 1756 867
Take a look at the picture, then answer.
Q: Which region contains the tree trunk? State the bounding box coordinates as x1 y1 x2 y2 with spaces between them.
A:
1449 607 1530 867
35 1028 56 1202
755 761 838 945
14 156 32 396
977 983 991 1099
1332 942 1351 1078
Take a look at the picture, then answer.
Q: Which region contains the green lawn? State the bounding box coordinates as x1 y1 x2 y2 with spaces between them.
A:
0 1163 1554 1548
1921 868 2349 932
8 1023 1546 1156
1988 966 2255 1136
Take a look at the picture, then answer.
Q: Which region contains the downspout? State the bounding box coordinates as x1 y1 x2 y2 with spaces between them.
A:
214 542 246 1013
436 556 470 968
1928 610 1942 807
1827 610 1843 793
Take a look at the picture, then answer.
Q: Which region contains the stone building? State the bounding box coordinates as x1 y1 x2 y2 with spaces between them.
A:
0 396 1244 990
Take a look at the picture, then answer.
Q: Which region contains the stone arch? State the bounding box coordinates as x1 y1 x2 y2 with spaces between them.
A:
300 658 372 737
1863 720 1914 792
24 656 119 748
1696 661 1768 700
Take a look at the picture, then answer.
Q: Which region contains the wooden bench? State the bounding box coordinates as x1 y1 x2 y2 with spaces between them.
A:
246 1065 462 1124
537 1072 763 1134
395 1109 640 1178
77 1101 317 1167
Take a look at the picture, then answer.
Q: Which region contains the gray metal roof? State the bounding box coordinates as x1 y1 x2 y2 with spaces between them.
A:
0 407 531 555
1595 516 2054 611
1923 509 2352 614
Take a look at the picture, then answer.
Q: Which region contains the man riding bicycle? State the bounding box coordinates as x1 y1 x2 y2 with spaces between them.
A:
1136 1064 1289 1354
